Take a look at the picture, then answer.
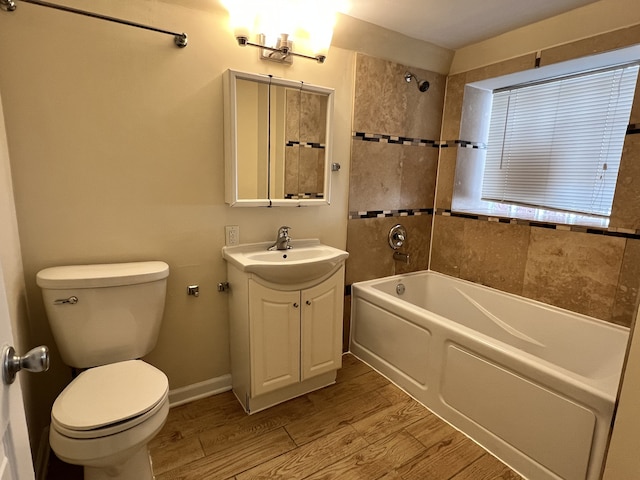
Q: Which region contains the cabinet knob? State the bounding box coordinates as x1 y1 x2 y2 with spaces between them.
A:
306 300 312 305
293 303 299 308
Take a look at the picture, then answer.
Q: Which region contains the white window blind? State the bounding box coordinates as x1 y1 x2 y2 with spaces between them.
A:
482 64 639 217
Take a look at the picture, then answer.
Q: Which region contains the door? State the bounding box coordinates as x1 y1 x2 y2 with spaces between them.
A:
249 281 300 396
0 265 35 479
301 267 344 380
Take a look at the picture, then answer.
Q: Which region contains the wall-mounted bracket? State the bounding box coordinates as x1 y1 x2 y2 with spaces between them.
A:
187 285 200 297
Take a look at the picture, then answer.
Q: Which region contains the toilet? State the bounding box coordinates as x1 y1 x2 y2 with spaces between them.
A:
36 261 171 480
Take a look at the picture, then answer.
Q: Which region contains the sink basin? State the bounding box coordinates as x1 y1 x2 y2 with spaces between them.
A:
222 239 349 284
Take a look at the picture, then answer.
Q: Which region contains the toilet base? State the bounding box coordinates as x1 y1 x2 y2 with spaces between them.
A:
84 446 154 480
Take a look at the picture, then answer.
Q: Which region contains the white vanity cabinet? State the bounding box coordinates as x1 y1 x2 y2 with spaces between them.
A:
227 264 345 413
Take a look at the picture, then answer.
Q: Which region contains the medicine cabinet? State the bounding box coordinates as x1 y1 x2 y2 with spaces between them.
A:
223 69 334 207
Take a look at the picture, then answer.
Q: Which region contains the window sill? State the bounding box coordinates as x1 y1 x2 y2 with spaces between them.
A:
451 200 610 230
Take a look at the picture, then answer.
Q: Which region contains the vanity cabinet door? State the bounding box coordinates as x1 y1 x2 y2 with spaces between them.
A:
249 283 301 396
301 268 344 380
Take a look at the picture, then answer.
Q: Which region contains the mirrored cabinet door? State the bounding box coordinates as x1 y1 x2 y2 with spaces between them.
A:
235 77 270 201
223 69 334 207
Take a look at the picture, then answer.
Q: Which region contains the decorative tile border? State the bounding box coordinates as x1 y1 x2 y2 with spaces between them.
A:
349 208 434 220
435 209 640 240
352 131 486 149
353 131 438 147
286 141 325 149
284 193 324 199
354 126 639 146
441 140 487 149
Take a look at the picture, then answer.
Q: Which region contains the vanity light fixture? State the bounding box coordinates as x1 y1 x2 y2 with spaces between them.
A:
236 32 325 64
222 0 341 64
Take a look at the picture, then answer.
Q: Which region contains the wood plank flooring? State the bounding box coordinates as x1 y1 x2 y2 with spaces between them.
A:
148 354 523 480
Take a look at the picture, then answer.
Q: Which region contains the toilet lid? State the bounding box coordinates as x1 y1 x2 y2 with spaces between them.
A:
52 360 168 432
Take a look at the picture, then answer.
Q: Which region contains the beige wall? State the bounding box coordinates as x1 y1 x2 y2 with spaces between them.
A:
450 0 640 74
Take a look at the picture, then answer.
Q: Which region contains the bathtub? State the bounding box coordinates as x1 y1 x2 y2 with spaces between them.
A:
350 271 629 480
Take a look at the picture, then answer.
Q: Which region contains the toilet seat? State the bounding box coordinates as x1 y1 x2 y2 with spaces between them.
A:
52 360 168 440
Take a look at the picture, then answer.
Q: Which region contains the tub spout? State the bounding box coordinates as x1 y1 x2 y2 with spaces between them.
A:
393 251 410 264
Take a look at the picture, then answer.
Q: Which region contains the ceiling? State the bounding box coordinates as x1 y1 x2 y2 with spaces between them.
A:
341 0 600 50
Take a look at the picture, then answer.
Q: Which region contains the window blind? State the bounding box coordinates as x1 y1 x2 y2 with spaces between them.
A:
482 64 639 217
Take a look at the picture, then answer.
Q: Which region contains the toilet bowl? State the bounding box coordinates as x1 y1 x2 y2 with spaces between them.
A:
49 360 169 480
37 261 171 480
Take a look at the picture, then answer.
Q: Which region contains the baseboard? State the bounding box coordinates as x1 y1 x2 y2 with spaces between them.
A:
168 373 232 407
34 425 50 480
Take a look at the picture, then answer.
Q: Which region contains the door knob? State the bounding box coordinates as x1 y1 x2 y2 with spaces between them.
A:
2 345 50 385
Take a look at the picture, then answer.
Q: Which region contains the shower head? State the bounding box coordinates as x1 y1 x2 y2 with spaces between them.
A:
404 71 430 92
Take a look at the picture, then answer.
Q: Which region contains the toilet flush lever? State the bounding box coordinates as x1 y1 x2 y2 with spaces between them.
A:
2 345 50 385
53 296 78 305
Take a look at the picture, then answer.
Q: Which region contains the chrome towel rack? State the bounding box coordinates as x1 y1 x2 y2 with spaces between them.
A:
0 0 188 48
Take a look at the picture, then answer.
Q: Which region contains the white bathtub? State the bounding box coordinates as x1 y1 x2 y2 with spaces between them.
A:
350 271 629 480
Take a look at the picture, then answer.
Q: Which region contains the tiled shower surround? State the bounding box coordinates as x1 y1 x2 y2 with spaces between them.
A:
346 55 445 284
346 24 640 334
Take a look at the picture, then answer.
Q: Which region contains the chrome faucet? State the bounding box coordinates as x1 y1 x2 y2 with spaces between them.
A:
268 226 292 251
393 251 410 264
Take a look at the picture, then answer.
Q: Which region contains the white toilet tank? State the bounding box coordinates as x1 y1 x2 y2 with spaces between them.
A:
36 261 170 369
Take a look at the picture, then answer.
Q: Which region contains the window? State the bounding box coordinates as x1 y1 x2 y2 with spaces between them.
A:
451 45 640 228
482 65 638 217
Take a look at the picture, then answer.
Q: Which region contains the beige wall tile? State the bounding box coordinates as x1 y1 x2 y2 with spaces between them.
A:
610 134 640 230
441 73 466 140
523 228 626 321
629 84 640 126
353 54 445 140
400 147 438 210
284 147 299 196
459 219 530 295
297 148 324 195
393 215 432 275
346 217 399 285
612 239 640 327
434 147 458 210
429 215 465 277
540 24 640 67
463 54 536 83
349 140 402 212
405 71 446 140
349 140 438 212
353 54 411 137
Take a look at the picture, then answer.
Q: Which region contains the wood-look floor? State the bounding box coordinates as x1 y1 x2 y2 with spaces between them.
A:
46 354 523 479
149 354 522 480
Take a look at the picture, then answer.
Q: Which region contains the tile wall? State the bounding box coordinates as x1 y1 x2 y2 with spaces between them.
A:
346 54 446 286
285 89 328 198
345 28 640 346
343 54 445 348
432 25 640 327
